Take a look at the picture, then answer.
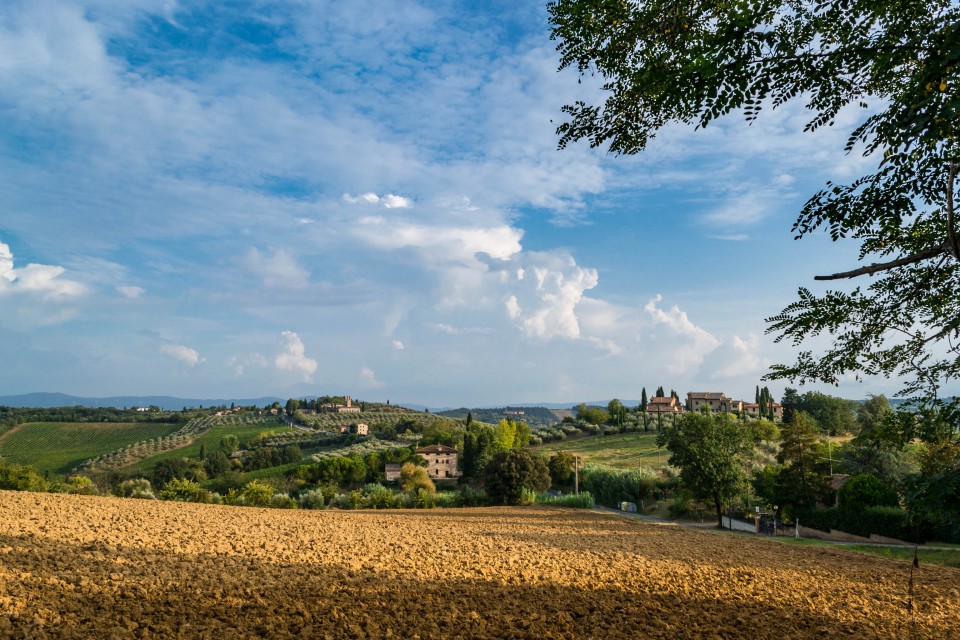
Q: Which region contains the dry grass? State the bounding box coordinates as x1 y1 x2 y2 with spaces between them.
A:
0 490 958 639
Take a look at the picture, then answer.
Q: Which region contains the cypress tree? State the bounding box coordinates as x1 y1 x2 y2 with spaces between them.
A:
641 388 648 411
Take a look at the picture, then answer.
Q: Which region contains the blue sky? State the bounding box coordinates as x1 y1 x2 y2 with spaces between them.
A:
0 0 925 406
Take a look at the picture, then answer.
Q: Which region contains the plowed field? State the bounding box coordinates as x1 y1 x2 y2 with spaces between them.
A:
0 491 957 639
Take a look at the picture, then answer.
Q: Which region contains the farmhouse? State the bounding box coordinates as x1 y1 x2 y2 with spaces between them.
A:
743 402 784 419
384 463 402 482
645 396 683 414
415 444 461 480
686 392 734 413
337 423 369 435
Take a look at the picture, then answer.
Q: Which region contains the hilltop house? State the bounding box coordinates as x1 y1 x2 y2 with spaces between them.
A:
320 395 361 414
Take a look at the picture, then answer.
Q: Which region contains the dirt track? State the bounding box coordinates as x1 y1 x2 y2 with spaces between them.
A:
0 490 957 639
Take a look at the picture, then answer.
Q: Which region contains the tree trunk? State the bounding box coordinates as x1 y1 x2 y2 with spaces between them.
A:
714 494 724 528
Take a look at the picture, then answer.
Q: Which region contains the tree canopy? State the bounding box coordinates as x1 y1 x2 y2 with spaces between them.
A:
549 0 960 411
660 411 754 527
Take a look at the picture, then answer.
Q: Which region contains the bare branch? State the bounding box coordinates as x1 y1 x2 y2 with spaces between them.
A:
814 243 949 280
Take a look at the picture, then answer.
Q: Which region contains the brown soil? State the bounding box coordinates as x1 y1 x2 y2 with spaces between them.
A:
0 491 957 639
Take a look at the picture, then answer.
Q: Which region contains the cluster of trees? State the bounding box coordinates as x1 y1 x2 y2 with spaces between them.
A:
549 0 959 539
0 405 186 430
461 419 531 479
656 393 957 542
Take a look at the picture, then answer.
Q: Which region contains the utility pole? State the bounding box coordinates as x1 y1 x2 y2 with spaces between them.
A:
574 454 579 495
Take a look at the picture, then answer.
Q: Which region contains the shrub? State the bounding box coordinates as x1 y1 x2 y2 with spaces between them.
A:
798 506 920 541
238 480 275 507
159 478 210 503
117 478 155 499
327 493 352 509
668 489 692 517
582 464 656 509
363 484 401 509
453 485 488 507
0 462 49 492
413 487 436 509
65 476 99 496
839 474 899 511
298 489 325 510
399 462 435 494
535 491 595 509
270 493 297 509
434 491 460 508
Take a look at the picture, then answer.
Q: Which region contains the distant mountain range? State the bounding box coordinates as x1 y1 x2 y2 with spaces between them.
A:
0 392 286 411
0 393 635 413
3 392 931 413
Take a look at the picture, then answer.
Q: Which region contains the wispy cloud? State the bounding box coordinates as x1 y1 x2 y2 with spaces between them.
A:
160 343 203 366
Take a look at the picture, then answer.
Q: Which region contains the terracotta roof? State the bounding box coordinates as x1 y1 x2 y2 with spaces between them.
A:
687 392 728 400
416 444 458 454
649 396 676 404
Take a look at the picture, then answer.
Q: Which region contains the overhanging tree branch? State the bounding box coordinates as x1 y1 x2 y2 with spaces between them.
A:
814 243 951 280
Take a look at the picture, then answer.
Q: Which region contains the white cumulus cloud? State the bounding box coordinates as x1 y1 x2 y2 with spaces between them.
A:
0 242 87 300
644 295 721 374
392 339 405 350
275 331 317 381
505 254 598 340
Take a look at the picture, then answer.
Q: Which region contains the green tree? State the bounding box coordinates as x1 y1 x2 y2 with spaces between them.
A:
548 451 576 486
655 386 664 398
641 387 648 412
577 405 610 426
797 392 857 436
152 457 205 487
776 411 832 511
781 388 801 425
493 419 518 452
660 411 754 528
513 421 532 448
484 449 551 505
204 450 231 477
220 434 239 455
285 398 300 416
462 423 495 478
856 394 893 439
838 474 900 511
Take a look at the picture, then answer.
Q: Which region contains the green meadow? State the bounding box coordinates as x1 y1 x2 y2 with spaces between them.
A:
0 422 181 475
534 431 667 470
